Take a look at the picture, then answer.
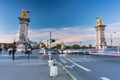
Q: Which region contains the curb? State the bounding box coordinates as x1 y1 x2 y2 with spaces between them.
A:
90 53 120 57
58 62 77 80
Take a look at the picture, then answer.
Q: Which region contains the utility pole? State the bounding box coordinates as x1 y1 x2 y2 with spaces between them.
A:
50 31 51 50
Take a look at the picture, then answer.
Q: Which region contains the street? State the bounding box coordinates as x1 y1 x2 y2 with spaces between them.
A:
1 50 120 80
56 54 120 80
0 50 70 80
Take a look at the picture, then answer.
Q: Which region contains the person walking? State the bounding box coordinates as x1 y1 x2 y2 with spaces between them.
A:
0 48 2 55
8 48 12 56
39 48 46 59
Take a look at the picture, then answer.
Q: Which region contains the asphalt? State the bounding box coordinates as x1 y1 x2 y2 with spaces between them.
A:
57 54 120 80
0 50 70 80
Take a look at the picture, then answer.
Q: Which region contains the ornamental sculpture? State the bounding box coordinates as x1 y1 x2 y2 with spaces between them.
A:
96 17 102 26
21 9 30 18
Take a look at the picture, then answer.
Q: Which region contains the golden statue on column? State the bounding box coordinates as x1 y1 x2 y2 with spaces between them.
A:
95 17 107 51
21 9 30 18
96 17 102 26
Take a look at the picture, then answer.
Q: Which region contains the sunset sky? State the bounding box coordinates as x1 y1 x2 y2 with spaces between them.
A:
0 0 120 46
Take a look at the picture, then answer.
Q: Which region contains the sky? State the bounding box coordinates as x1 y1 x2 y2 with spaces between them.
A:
0 0 120 46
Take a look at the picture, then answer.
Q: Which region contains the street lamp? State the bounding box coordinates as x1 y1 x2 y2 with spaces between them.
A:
117 44 120 54
80 41 81 48
12 39 16 60
110 32 116 47
50 31 51 50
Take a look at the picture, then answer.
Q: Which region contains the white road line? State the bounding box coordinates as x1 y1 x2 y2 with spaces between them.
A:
72 58 83 62
65 58 75 63
73 63 91 72
59 59 68 64
100 77 111 80
59 62 77 80
88 58 97 61
78 58 91 62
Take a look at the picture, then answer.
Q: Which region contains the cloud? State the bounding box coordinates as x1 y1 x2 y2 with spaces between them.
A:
105 23 120 46
27 23 120 46
0 34 18 43
28 26 95 46
1 23 120 46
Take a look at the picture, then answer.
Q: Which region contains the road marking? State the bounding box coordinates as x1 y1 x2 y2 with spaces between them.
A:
88 58 97 61
72 58 83 62
65 65 74 69
65 58 75 63
73 63 91 72
18 63 47 66
100 77 111 80
59 59 68 64
59 62 77 80
78 58 91 62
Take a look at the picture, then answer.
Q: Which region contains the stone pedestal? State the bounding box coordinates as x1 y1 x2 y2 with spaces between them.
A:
17 17 30 52
95 25 107 50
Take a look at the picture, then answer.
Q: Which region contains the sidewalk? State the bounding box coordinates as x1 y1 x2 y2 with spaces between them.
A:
0 52 70 80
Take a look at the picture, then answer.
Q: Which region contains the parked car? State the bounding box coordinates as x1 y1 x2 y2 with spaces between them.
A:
17 48 25 53
79 49 90 55
49 49 60 54
70 50 80 55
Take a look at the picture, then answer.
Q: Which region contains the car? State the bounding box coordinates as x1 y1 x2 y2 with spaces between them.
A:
70 50 80 55
49 49 60 54
17 48 25 53
79 49 90 55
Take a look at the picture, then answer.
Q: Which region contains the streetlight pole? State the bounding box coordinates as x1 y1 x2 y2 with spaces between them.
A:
50 31 51 50
110 32 116 47
117 44 120 54
12 39 16 60
80 41 81 48
110 34 112 47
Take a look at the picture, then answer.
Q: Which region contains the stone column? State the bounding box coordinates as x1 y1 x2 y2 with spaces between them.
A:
18 17 30 44
61 41 64 50
95 25 107 50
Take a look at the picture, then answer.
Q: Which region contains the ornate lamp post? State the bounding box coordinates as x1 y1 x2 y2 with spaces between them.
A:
110 32 116 47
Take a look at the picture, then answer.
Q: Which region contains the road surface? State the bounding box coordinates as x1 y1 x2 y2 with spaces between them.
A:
57 54 120 80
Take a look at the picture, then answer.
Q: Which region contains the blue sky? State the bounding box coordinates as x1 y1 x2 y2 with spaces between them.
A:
0 0 120 46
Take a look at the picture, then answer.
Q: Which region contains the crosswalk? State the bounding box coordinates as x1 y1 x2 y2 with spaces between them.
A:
59 57 93 72
59 57 97 64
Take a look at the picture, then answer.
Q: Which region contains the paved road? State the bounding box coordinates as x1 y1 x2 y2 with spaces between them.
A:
56 54 120 80
0 50 70 80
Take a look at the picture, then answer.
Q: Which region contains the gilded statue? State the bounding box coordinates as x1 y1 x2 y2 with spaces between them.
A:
21 9 29 18
96 17 102 25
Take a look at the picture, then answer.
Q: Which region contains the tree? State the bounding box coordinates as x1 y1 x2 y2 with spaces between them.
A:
37 42 46 48
64 45 71 49
51 44 61 49
89 44 93 48
72 44 80 49
81 45 86 49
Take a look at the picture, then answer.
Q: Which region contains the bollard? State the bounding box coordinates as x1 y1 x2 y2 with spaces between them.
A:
48 59 54 67
50 64 58 77
48 51 52 60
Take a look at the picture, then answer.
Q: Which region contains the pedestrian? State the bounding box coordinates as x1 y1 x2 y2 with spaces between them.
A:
0 48 2 54
39 48 45 59
8 48 12 56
